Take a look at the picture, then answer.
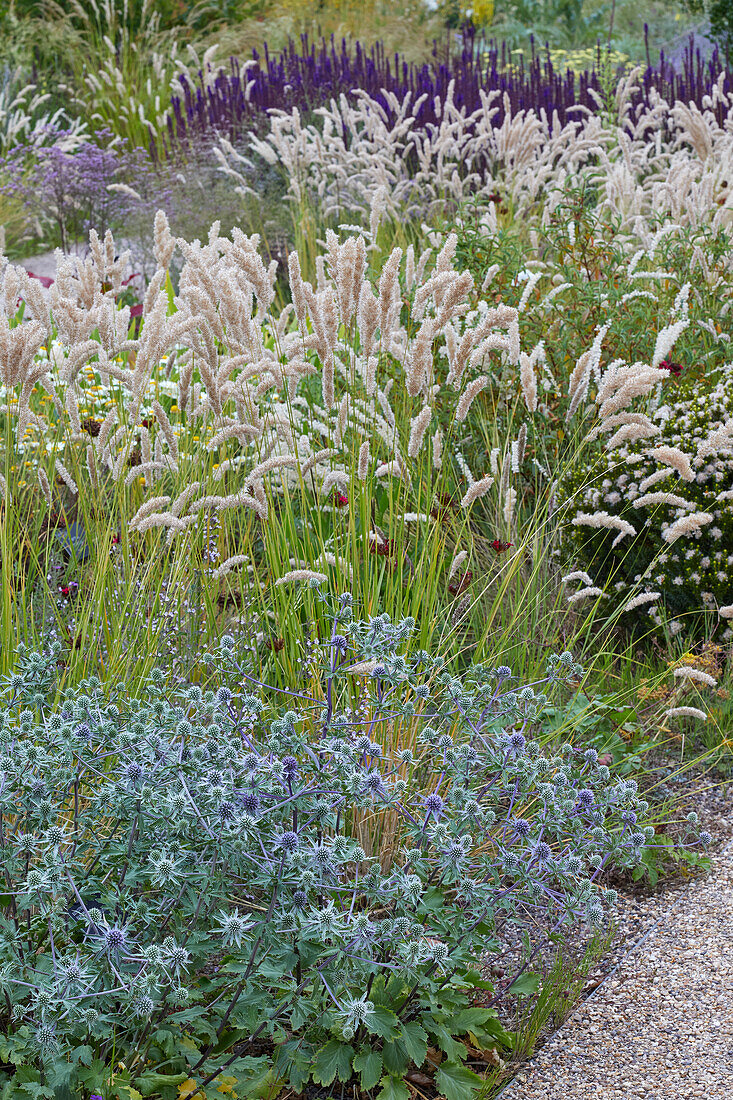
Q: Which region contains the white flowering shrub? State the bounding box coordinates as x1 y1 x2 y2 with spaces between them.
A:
564 367 733 637
0 588 706 1099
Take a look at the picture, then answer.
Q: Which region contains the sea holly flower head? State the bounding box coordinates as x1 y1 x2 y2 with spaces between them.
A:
216 910 253 948
337 994 375 1033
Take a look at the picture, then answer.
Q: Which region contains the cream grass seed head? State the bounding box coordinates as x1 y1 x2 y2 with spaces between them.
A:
460 477 494 509
647 445 695 482
621 591 661 612
664 706 708 722
275 570 328 587
662 511 714 543
407 405 433 458
562 571 595 587
566 586 606 605
673 666 717 687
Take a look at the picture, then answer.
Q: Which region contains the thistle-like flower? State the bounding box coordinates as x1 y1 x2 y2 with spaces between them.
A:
336 994 375 1032
216 909 254 948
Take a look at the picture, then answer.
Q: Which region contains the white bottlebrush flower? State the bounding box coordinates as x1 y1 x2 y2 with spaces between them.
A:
621 591 661 612
662 512 714 544
651 318 689 368
561 571 594 587
572 511 636 540
519 351 537 412
358 440 370 481
454 451 474 486
275 570 328 586
664 706 708 722
211 555 250 580
503 486 516 526
566 586 606 604
432 427 443 471
407 404 432 458
460 476 494 508
37 466 51 505
455 376 489 423
647 445 695 482
632 492 695 511
54 458 78 496
345 659 380 676
375 460 403 480
449 550 468 578
673 666 717 687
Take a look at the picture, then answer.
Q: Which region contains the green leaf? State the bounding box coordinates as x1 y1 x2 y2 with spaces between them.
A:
312 1040 355 1087
165 271 177 316
230 1056 284 1100
45 1060 77 1100
5 1068 53 1100
289 998 310 1030
72 1045 94 1067
274 1042 312 1094
376 1076 410 1100
77 1060 110 1090
135 1072 189 1096
449 1007 499 1033
352 1050 383 1091
508 972 542 997
424 1021 466 1062
286 1061 310 1094
467 1017 515 1050
18 1086 55 1100
366 1004 399 1039
435 1061 484 1100
382 1039 410 1077
420 886 445 912
399 1021 428 1066
461 968 494 992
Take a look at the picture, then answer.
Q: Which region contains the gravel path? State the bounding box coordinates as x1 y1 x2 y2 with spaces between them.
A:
499 837 733 1099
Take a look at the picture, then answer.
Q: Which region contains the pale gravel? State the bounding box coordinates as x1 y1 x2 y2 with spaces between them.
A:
498 837 733 1099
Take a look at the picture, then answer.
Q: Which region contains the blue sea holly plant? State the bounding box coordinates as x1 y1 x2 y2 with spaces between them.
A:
0 590 708 1100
